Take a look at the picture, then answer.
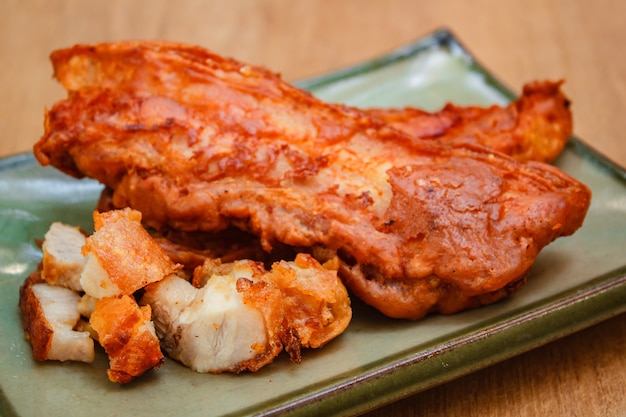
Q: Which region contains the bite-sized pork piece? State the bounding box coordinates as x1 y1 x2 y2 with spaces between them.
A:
34 41 591 319
19 273 94 363
80 208 181 298
142 263 285 373
41 222 86 292
266 253 351 353
191 253 351 363
367 80 572 163
143 253 351 372
90 295 164 384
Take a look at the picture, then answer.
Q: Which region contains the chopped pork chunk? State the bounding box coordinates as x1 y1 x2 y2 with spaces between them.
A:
143 254 351 372
80 208 181 298
41 222 86 292
90 295 164 384
267 254 351 353
19 274 94 363
142 263 284 374
19 209 351 381
192 253 351 358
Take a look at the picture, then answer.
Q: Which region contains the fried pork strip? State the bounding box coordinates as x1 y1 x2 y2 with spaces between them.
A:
35 41 591 319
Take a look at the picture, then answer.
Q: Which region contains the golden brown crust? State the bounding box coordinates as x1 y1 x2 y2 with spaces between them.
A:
337 260 529 319
19 272 54 361
90 295 164 384
34 41 591 319
269 254 351 350
82 208 181 296
19 271 94 362
367 80 572 163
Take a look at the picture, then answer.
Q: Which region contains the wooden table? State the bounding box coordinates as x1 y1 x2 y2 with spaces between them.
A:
2 1 625 415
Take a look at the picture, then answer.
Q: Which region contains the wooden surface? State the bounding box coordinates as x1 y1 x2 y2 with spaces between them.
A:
2 1 625 415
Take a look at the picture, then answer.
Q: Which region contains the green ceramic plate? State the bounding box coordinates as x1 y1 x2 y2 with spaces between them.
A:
1 29 625 417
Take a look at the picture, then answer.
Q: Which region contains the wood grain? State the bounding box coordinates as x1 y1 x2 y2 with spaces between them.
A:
1 1 625 415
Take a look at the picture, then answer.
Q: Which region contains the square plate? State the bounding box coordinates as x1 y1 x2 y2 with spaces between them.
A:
1 28 625 417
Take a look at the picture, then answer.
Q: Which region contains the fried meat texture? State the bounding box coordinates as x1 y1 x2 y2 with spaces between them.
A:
80 209 175 382
19 212 351 379
264 253 351 352
367 80 572 163
19 273 95 363
80 208 181 298
142 265 285 374
90 295 164 384
141 253 351 373
19 211 174 383
40 222 87 292
35 41 591 319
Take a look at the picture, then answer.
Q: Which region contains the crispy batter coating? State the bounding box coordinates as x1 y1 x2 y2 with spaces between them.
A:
367 80 572 163
90 295 164 383
80 208 181 297
142 254 351 373
35 41 591 319
193 253 351 363
268 253 351 352
144 263 284 373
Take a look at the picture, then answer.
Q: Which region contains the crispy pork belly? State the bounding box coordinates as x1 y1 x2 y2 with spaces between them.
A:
41 222 86 292
191 253 351 362
80 208 181 298
142 263 284 373
367 80 572 163
90 295 164 384
267 253 351 352
19 274 94 363
142 253 350 373
22 208 350 378
35 41 591 319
